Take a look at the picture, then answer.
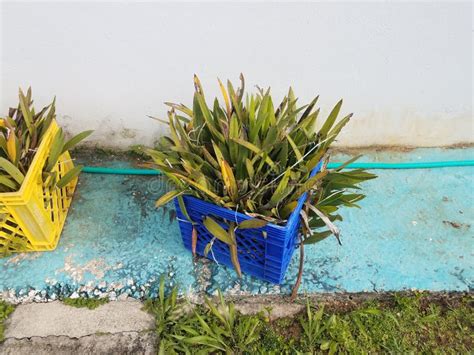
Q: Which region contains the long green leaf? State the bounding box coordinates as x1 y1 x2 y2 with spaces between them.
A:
203 216 233 245
332 154 362 171
18 89 33 134
286 135 303 161
46 129 65 171
231 137 276 170
299 95 319 122
319 99 343 137
174 173 222 201
220 160 238 201
0 176 18 190
280 200 297 219
155 189 181 208
228 224 242 277
302 230 332 245
195 93 225 142
269 169 291 206
229 242 242 277
164 102 193 117
62 130 93 153
56 165 83 188
177 195 193 223
0 157 25 185
237 218 268 229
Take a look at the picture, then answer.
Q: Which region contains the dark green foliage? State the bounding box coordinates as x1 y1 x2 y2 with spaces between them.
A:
144 279 266 354
148 75 375 226
143 277 189 354
147 75 376 275
297 293 474 354
63 297 109 310
145 285 473 354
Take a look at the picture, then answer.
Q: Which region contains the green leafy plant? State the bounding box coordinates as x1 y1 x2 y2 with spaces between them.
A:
299 300 326 353
144 286 473 354
201 216 268 277
143 277 190 354
0 88 93 192
145 279 265 354
0 300 14 342
297 294 474 354
176 290 261 353
147 75 376 295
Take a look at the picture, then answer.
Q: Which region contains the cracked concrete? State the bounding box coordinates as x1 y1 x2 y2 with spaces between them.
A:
3 299 154 339
0 332 156 355
0 299 155 354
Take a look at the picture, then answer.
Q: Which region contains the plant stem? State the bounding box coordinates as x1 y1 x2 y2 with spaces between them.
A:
291 191 312 301
291 233 304 301
191 226 197 257
230 244 242 277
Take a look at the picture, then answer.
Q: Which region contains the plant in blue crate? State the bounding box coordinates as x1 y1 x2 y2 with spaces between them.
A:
146 75 376 298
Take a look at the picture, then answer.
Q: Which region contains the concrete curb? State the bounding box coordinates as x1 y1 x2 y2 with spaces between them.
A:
4 299 154 339
0 332 156 355
0 299 156 354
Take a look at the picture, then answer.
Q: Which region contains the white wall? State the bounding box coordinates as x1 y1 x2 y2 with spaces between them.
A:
1 1 472 148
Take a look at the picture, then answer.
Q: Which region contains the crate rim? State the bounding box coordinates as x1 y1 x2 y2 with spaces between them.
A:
0 120 58 200
178 160 323 232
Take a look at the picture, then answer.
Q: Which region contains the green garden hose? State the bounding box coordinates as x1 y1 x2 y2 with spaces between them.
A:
81 160 474 175
82 166 161 175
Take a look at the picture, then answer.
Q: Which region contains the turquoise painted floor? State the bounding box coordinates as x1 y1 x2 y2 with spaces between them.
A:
0 148 473 302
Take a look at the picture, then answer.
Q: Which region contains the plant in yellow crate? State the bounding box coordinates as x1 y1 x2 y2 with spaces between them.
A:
147 75 376 296
0 88 92 256
0 88 92 192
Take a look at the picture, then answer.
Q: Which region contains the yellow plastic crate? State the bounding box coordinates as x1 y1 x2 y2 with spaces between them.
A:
0 121 78 253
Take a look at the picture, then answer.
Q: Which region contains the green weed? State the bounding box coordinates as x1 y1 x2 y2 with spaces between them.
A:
144 288 473 354
0 301 14 342
298 294 473 354
63 297 109 310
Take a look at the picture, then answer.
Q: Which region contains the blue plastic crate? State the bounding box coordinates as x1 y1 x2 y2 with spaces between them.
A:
174 161 323 284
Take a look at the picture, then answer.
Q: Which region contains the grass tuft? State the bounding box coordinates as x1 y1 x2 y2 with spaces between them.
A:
0 301 15 342
63 297 109 310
